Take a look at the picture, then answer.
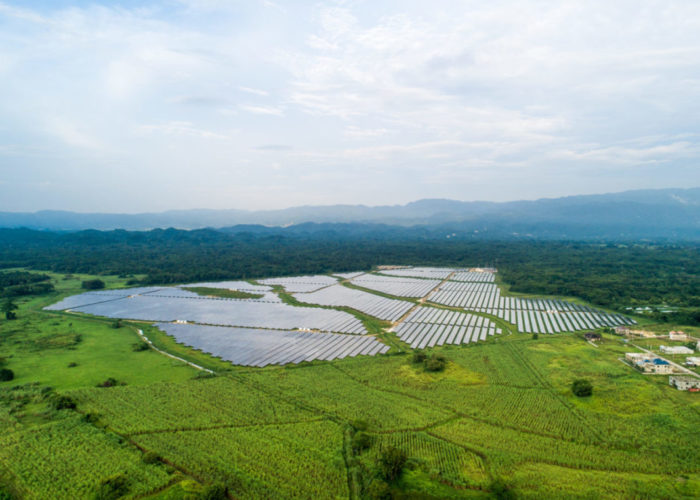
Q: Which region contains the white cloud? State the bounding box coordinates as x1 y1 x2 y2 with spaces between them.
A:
0 0 699 211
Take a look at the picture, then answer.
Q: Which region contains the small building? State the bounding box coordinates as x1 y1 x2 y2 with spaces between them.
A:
614 326 630 335
686 357 700 367
584 332 602 342
669 331 688 341
660 345 693 355
669 376 700 391
625 352 647 363
626 353 673 374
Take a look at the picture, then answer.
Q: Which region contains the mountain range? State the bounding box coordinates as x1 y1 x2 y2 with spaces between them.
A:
1 187 699 240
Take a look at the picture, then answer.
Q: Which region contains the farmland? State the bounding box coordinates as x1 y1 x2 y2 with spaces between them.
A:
0 266 698 499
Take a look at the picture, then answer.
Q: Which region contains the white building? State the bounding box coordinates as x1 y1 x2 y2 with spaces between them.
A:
669 376 700 391
686 357 700 367
669 331 688 341
660 345 693 355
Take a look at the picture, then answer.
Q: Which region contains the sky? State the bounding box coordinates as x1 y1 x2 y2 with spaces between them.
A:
1 0 699 212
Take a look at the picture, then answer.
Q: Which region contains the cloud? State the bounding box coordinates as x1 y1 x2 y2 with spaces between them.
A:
0 0 699 211
239 104 284 116
135 121 228 139
254 144 293 151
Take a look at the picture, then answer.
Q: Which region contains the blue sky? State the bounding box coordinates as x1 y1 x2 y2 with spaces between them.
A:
1 0 699 212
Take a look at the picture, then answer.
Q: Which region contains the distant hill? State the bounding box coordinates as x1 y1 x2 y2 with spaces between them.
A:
0 187 698 240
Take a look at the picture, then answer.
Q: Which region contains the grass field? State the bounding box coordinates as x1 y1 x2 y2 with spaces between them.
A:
0 270 698 499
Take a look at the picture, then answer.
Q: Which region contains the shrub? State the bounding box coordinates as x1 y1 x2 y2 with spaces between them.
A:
93 474 128 500
82 279 105 290
111 320 122 329
68 362 78 368
490 478 515 500
199 483 228 500
367 479 390 499
97 378 123 388
131 341 149 352
572 378 593 397
51 394 76 410
0 368 14 382
424 354 447 372
411 350 427 364
532 332 539 340
142 451 161 464
378 446 407 482
351 431 372 452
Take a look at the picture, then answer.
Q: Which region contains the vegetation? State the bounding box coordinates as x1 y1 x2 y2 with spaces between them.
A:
81 279 105 290
0 369 14 382
0 261 698 499
1 228 698 318
572 378 593 397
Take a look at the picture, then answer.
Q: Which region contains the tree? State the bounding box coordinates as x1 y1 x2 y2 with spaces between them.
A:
0 368 14 382
378 446 407 481
1 299 17 320
82 279 105 290
532 332 539 340
572 378 593 397
424 354 447 372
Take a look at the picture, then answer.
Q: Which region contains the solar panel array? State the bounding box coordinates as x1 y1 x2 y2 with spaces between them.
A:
181 281 272 293
351 274 441 298
294 284 414 321
379 267 456 280
429 282 635 333
257 275 338 293
51 292 366 334
450 271 495 282
158 323 388 367
333 271 366 280
44 287 164 311
393 307 501 348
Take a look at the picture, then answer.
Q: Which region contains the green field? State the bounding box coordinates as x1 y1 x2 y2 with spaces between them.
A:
0 270 699 499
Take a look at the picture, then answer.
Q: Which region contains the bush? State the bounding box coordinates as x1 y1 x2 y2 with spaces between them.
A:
572 378 593 397
68 362 78 368
93 474 128 500
131 341 149 352
532 332 539 340
411 350 427 363
199 483 228 500
378 446 407 482
97 378 124 388
0 368 14 382
82 279 105 290
424 354 447 372
111 320 122 329
142 451 161 464
490 478 515 499
367 479 390 499
351 431 372 452
51 394 76 410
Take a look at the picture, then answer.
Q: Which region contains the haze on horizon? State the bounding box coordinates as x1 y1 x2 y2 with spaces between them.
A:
1 0 699 213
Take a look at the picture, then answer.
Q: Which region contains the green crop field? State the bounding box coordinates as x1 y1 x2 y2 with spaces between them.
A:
0 269 698 499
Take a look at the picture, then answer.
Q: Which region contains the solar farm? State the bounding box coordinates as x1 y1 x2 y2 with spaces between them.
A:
45 266 635 367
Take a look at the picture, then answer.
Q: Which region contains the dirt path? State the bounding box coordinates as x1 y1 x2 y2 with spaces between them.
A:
136 328 214 374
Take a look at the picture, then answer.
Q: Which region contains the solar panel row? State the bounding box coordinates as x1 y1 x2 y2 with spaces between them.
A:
293 284 414 321
158 323 388 367
58 293 366 334
350 274 441 298
393 307 502 348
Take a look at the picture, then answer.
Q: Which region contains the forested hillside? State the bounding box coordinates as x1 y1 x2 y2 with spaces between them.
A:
1 228 698 322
